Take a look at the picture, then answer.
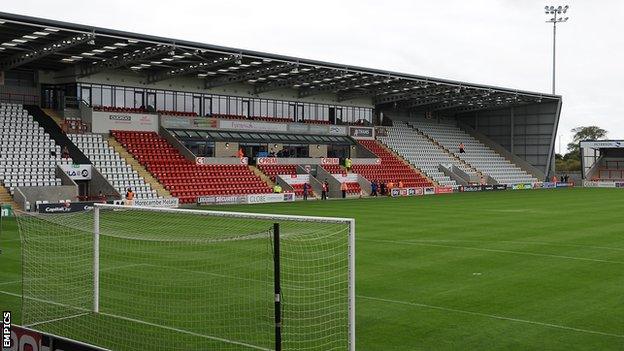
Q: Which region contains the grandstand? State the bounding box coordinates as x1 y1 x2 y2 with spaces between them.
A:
0 11 561 209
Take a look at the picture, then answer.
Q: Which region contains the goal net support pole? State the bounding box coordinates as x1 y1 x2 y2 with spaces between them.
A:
93 206 100 314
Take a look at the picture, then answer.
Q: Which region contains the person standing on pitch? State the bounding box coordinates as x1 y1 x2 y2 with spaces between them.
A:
341 181 347 198
125 187 135 206
321 179 329 200
371 180 378 196
303 182 310 200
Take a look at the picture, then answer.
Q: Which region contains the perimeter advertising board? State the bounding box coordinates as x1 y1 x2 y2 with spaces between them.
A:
37 202 95 213
133 198 179 208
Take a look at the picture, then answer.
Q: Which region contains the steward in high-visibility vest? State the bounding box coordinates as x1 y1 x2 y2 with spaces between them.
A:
273 184 282 193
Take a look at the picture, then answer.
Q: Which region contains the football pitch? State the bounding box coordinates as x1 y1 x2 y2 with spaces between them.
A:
1 188 624 350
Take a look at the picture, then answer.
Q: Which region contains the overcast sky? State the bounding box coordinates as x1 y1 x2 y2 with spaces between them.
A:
5 0 622 153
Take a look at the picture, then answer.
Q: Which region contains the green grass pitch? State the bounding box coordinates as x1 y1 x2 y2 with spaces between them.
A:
1 188 623 350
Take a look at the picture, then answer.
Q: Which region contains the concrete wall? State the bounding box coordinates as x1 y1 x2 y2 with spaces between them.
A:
15 186 79 210
309 144 328 158
215 141 239 157
88 168 121 200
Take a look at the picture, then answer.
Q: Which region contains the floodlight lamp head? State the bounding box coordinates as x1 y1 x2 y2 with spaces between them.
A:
544 5 549 10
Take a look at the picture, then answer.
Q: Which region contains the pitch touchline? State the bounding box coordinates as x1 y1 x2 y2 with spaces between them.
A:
357 295 624 339
360 238 624 265
405 239 624 252
0 289 271 351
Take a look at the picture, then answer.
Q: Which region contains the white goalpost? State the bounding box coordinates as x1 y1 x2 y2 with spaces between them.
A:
18 203 355 351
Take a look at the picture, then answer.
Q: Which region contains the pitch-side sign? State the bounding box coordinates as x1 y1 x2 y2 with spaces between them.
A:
390 187 424 197
37 202 96 213
133 197 179 208
320 157 339 165
59 164 92 180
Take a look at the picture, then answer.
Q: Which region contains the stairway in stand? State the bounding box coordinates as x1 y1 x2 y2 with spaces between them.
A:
107 137 171 198
0 186 19 210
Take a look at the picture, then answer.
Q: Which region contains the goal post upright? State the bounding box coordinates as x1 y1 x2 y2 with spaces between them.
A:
348 218 355 351
93 205 100 314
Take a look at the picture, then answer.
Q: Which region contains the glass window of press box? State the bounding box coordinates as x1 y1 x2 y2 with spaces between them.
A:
70 83 373 124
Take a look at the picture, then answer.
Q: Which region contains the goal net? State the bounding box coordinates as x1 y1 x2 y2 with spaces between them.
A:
17 204 355 351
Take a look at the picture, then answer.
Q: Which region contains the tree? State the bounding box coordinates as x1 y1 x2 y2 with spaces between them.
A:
566 126 607 155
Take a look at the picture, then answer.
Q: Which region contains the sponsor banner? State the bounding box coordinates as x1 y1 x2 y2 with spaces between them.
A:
435 186 454 194
541 182 557 189
333 173 359 182
219 119 288 133
328 125 348 135
59 164 92 180
161 116 218 130
511 183 534 190
197 195 246 205
424 187 436 195
7 325 104 351
555 182 575 188
133 197 179 208
493 184 508 190
279 174 310 185
92 111 158 133
246 193 296 204
579 140 624 149
196 157 248 165
349 126 375 139
583 180 618 188
375 127 388 137
320 157 339 165
1 204 13 217
461 185 482 192
37 202 95 214
390 187 424 197
257 157 279 165
481 184 495 191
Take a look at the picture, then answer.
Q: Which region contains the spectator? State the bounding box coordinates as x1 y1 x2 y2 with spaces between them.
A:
345 157 353 172
552 175 558 183
387 180 394 191
459 142 465 154
237 147 245 159
341 181 347 198
380 181 386 196
321 179 329 200
98 191 106 203
398 180 404 188
61 145 70 159
125 188 135 206
303 182 310 201
480 176 486 185
371 181 378 197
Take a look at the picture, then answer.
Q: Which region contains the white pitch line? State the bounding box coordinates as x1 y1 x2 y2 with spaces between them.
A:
27 312 91 328
0 279 21 286
360 238 624 265
358 295 624 339
405 239 624 252
0 289 271 351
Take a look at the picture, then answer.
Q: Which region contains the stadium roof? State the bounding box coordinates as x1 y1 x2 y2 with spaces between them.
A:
0 12 561 113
